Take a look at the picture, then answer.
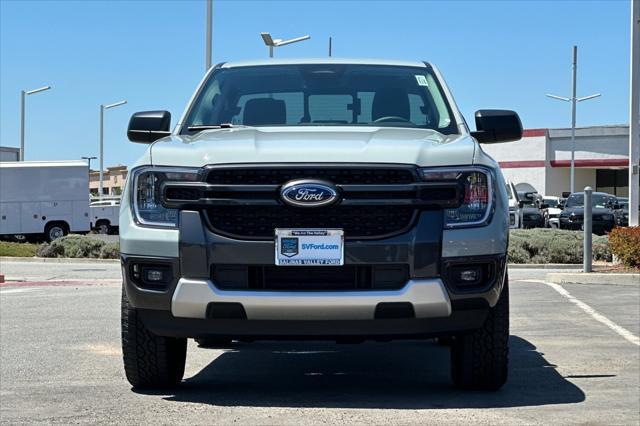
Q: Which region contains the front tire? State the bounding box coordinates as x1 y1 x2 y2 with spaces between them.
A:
45 223 67 242
121 288 187 389
450 276 509 391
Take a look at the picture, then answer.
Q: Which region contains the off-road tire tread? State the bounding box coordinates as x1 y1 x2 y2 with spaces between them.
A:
451 277 509 390
121 288 187 389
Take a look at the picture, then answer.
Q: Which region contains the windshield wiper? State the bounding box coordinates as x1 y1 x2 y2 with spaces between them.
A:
187 123 239 131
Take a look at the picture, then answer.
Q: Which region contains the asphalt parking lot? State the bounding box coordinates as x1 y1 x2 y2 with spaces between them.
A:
0 261 638 425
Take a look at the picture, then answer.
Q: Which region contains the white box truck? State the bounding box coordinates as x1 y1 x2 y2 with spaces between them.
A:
0 161 90 241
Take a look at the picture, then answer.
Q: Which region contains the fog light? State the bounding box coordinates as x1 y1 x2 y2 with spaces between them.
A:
145 269 165 282
450 265 483 288
459 269 479 282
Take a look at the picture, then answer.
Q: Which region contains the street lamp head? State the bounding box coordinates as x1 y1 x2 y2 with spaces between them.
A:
25 86 51 95
261 32 275 46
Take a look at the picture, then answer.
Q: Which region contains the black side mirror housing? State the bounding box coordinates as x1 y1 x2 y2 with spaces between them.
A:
518 201 524 209
127 110 172 143
471 109 523 143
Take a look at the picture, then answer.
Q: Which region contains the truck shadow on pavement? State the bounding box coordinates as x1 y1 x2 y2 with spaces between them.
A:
140 336 586 409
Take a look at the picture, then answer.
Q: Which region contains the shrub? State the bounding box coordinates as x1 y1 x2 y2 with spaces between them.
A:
608 226 640 267
99 242 120 259
36 235 119 259
508 228 612 264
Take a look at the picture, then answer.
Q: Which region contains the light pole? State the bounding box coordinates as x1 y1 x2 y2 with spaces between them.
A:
261 32 310 58
547 46 600 194
205 0 213 71
99 100 127 199
81 156 97 171
20 86 51 161
629 0 639 227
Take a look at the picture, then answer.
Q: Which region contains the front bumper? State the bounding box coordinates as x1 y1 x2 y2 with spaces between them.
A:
171 277 451 320
122 209 507 339
559 218 615 233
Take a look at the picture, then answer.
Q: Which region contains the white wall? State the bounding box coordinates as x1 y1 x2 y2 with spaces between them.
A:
501 167 546 195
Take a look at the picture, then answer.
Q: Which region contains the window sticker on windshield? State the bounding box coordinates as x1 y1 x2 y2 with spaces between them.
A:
415 75 429 86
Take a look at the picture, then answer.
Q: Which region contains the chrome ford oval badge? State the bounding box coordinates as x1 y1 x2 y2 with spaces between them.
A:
280 180 339 208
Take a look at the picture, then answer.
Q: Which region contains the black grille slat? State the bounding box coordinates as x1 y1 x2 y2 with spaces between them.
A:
206 167 416 185
206 205 416 240
212 264 409 291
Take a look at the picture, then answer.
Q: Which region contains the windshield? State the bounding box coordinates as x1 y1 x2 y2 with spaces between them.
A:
565 193 612 208
543 198 559 208
183 64 458 134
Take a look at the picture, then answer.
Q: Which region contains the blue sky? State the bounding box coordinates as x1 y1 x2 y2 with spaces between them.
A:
0 0 632 167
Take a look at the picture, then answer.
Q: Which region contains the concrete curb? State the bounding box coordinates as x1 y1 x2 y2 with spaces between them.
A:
509 263 582 270
546 272 640 286
0 257 119 264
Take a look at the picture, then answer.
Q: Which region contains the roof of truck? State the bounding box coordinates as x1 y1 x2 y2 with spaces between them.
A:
0 160 87 168
220 58 429 69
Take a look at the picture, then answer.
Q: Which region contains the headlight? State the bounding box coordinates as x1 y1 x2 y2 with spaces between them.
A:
131 167 201 227
420 167 492 228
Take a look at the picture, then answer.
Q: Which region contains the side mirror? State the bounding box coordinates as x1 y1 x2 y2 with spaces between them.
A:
540 203 549 209
127 110 172 143
518 201 524 209
471 109 523 143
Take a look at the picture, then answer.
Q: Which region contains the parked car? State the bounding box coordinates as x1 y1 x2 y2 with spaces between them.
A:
613 197 629 227
90 199 120 234
517 191 545 228
119 58 523 391
506 182 522 229
542 196 562 228
0 161 90 241
558 191 616 235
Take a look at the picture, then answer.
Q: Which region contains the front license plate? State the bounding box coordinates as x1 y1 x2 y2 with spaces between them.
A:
275 229 344 266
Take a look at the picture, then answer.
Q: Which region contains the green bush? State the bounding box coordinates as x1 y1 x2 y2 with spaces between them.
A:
99 242 120 259
608 226 640 267
36 235 120 259
508 228 611 264
0 241 39 257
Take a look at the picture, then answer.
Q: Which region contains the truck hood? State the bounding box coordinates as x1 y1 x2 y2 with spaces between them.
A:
149 126 476 168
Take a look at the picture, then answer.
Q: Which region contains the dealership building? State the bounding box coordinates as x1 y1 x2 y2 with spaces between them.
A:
482 124 633 197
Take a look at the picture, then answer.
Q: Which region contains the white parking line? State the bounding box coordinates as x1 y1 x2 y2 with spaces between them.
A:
524 279 640 346
0 288 41 295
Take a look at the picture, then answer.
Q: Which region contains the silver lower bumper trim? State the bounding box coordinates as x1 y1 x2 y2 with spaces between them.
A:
171 278 451 320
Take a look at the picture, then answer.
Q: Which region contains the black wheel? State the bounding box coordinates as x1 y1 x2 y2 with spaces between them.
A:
195 337 233 348
451 276 509 391
121 287 187 389
45 223 67 242
96 221 111 235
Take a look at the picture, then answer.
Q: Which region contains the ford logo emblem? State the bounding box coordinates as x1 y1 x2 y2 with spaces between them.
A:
280 180 339 208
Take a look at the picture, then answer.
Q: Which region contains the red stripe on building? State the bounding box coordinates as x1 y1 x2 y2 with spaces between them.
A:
499 160 546 168
550 159 629 168
522 129 547 137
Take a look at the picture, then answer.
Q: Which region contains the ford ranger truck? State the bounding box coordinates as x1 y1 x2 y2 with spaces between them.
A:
120 59 522 391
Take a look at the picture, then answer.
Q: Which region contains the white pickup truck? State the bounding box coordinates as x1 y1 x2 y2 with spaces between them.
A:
90 199 120 234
